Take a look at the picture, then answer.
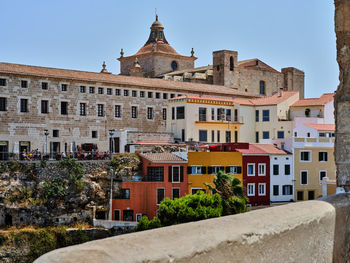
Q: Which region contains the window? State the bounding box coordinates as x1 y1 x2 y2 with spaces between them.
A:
255 132 259 143
247 183 255 196
147 167 164 181
301 171 308 185
114 210 120 221
305 108 310 117
80 86 86 93
319 151 328 162
20 99 28 112
199 130 207 142
199 107 207 121
163 93 168 99
115 88 120 95
226 166 241 174
155 92 160 99
285 164 291 175
172 166 180 183
208 166 224 175
300 151 311 161
191 188 204 195
273 164 279 175
259 81 265 95
225 131 231 143
226 109 232 121
0 97 6 111
211 108 215 120
147 107 153 120
307 132 310 138
308 191 315 200
258 163 266 176
21 80 28 88
41 100 48 114
255 110 259 122
61 84 67 91
211 130 215 142
258 183 266 196
283 185 293 195
140 91 145 97
162 108 167 120
273 185 279 196
176 106 185 119
319 132 326 137
80 103 86 116
230 56 234 71
0 79 6 86
61 102 68 115
294 132 297 137
148 92 153 98
136 214 142 222
107 88 112 95
320 171 327 182
217 108 225 120
131 106 137 118
172 188 180 200
171 61 178 71
120 189 130 199
234 109 238 122
297 191 304 201
262 131 269 139
53 130 59 138
157 188 165 204
171 107 175 120
217 130 220 142
98 87 104 94
115 105 121 118
247 164 255 176
170 93 175 98
277 131 284 139
189 166 205 175
92 131 98 138
89 86 95 94
97 104 104 117
41 82 48 90
262 110 269 121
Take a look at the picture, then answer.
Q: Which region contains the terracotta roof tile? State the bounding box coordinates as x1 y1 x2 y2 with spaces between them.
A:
139 152 186 162
236 144 288 155
169 94 258 103
136 42 180 56
0 62 257 98
291 93 334 107
235 144 267 154
233 91 299 106
304 123 335 131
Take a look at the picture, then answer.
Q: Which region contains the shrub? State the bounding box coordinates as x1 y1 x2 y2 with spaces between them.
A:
41 177 66 204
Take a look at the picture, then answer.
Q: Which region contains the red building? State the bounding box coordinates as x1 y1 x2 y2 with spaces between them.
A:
112 152 188 221
209 143 270 206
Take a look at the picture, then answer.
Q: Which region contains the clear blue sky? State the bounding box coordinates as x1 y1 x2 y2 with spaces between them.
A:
1 0 337 98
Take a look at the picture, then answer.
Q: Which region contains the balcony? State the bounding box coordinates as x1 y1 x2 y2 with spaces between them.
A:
293 137 335 148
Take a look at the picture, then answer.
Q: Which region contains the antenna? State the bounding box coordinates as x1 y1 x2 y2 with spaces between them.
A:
155 8 158 20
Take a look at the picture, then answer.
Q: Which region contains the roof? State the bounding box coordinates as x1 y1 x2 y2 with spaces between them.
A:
136 42 180 56
232 91 299 106
160 65 212 76
139 152 187 162
304 123 335 131
0 62 257 98
237 59 280 73
236 144 289 155
169 94 257 103
291 93 334 107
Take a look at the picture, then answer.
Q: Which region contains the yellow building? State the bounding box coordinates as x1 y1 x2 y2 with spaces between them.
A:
187 152 243 194
167 95 243 144
293 123 336 201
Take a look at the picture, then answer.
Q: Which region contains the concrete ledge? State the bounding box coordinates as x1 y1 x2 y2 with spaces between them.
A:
35 200 335 263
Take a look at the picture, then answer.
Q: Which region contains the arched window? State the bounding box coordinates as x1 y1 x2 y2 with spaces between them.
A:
171 61 178 71
159 31 163 39
259 81 265 95
151 31 155 39
305 108 311 117
230 56 234 71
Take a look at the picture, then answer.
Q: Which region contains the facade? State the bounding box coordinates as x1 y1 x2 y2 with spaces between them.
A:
187 152 243 195
293 124 336 201
112 152 188 221
167 95 242 143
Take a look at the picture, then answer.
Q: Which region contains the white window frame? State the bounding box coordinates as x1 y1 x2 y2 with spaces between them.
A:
258 183 266 196
172 165 181 183
319 151 328 162
156 187 165 205
247 183 255 196
300 150 311 162
247 163 255 176
300 170 308 185
258 163 266 176
172 187 181 200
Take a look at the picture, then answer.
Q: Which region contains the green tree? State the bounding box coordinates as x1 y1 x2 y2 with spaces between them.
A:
205 170 248 215
59 157 85 193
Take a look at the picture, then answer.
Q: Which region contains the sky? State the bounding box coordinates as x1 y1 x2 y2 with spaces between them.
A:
1 0 337 98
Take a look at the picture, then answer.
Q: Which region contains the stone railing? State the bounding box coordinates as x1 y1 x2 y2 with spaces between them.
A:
35 193 350 263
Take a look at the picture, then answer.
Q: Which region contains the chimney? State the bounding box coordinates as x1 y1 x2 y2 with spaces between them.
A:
279 88 283 97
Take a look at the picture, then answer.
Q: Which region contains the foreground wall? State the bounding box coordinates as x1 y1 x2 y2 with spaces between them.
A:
35 198 338 263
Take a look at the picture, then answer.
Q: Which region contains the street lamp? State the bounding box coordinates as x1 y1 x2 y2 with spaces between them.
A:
108 129 115 160
44 130 49 156
108 167 115 221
